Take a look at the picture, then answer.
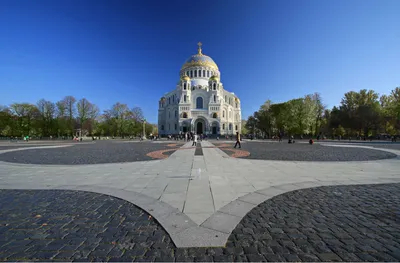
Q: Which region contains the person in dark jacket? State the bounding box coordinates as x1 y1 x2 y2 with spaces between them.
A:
234 132 241 148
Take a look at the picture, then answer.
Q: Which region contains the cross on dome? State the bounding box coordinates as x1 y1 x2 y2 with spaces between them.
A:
197 42 203 55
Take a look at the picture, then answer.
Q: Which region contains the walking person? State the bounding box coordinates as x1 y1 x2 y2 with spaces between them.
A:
234 132 241 148
192 133 197 147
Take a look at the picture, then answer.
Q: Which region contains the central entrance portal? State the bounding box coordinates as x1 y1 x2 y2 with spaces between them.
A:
196 122 203 134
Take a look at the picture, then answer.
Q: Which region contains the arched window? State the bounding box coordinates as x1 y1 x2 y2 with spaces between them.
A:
173 96 175 103
184 95 187 102
194 70 197 77
175 123 177 130
190 71 193 78
212 112 217 118
214 95 216 102
186 71 189 77
229 123 232 130
169 97 171 104
175 110 177 117
161 125 164 131
236 102 238 108
225 96 227 102
222 124 225 130
196 97 203 109
223 111 225 118
203 70 205 77
184 83 186 90
213 83 216 90
207 71 210 77
235 125 238 131
183 112 188 118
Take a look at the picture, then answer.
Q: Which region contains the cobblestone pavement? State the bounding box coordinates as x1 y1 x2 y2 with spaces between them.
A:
216 141 397 161
0 141 177 165
1 184 400 262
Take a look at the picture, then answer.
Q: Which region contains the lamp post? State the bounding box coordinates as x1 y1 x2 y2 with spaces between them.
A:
142 119 146 140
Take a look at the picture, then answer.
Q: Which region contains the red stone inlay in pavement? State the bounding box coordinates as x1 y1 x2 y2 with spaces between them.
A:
146 144 250 159
220 148 251 158
215 143 231 148
146 149 178 159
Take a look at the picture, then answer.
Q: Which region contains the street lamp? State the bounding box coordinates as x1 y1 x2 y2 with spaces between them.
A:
142 118 146 140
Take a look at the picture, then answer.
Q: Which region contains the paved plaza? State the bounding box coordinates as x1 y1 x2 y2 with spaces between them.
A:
0 139 400 261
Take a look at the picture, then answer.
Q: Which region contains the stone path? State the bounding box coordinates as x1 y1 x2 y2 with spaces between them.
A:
0 141 400 248
1 184 400 262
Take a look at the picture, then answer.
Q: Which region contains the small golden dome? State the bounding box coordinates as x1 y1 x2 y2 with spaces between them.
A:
235 97 239 102
209 75 219 81
181 75 191 81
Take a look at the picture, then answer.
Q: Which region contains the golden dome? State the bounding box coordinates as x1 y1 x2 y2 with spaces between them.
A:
181 42 219 71
209 75 219 81
235 97 240 102
181 75 191 81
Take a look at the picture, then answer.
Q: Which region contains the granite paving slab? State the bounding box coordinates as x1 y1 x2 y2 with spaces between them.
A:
0 145 63 150
365 144 400 150
1 184 400 261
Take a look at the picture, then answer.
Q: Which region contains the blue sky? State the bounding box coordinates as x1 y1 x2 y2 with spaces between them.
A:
1 0 399 123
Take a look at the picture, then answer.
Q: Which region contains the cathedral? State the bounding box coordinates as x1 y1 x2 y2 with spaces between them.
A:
158 43 241 136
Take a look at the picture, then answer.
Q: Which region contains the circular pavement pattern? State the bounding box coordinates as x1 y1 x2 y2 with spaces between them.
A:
216 142 397 161
364 144 400 151
0 145 61 151
0 141 178 165
1 184 400 261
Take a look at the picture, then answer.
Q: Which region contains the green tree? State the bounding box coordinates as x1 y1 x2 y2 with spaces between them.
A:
241 119 248 135
9 103 39 137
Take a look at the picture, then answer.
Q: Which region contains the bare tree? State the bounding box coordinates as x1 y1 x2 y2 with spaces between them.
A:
37 99 56 136
131 107 144 122
77 98 99 136
77 98 91 130
62 96 76 136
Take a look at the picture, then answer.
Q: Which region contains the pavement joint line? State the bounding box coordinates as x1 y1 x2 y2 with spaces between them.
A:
182 142 195 213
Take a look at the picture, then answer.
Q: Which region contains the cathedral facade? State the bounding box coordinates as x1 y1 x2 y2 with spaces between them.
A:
158 43 241 136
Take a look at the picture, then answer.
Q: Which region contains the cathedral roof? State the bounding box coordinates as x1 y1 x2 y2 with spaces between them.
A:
181 42 219 71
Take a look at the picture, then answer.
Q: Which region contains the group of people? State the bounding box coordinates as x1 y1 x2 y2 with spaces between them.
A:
189 131 241 148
